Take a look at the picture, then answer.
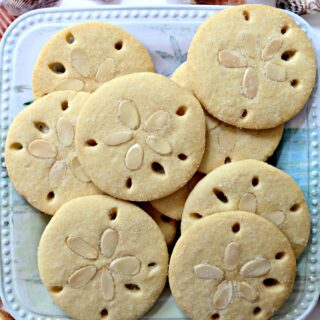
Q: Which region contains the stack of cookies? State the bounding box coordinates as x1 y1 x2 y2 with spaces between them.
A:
4 4 316 320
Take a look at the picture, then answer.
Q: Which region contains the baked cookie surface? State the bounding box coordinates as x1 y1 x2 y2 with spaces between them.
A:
5 91 101 215
75 72 206 201
38 195 168 320
188 4 316 129
181 159 310 257
32 22 154 98
170 211 296 320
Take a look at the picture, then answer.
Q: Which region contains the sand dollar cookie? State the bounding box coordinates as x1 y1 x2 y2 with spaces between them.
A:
32 22 154 99
75 72 206 201
5 91 101 215
188 4 316 129
182 159 310 257
38 195 168 320
172 63 284 173
170 211 296 320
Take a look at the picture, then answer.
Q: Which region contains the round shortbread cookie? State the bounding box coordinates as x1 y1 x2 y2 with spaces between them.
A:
170 211 296 320
32 22 154 99
5 91 101 215
75 72 206 201
38 195 168 320
150 172 204 220
181 159 310 257
188 4 316 129
171 63 284 173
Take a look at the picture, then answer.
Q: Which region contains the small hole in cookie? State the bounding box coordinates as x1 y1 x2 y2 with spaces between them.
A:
115 40 123 50
176 106 187 116
178 153 187 161
252 176 259 186
108 207 117 220
61 100 69 111
34 121 49 133
100 309 108 318
160 215 171 223
241 109 248 119
47 191 55 201
263 278 279 287
224 157 231 164
50 286 63 293
125 283 140 291
213 188 228 203
253 307 262 315
275 252 285 260
190 212 203 219
126 177 132 189
10 142 23 150
85 139 97 147
49 62 66 74
66 32 75 44
281 25 289 34
148 262 157 267
151 162 165 174
290 203 300 211
290 79 299 88
281 50 296 61
232 222 240 233
243 10 250 21
211 314 220 319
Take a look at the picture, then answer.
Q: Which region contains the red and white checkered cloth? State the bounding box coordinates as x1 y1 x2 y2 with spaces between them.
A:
0 7 15 40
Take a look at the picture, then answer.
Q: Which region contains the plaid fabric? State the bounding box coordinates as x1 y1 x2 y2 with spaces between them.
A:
0 7 15 40
276 0 320 14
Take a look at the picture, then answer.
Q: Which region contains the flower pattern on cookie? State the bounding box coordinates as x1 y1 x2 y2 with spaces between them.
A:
66 228 141 301
218 33 286 99
104 99 172 171
194 242 271 310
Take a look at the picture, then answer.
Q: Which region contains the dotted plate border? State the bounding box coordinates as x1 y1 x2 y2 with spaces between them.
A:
0 5 319 320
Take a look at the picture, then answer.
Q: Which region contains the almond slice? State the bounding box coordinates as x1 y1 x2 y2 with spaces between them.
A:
213 280 233 310
119 100 140 130
240 257 271 278
264 211 286 226
70 156 90 182
66 236 98 259
57 117 74 147
242 67 258 99
239 192 257 213
100 268 115 301
55 79 84 91
95 58 116 83
238 281 259 302
100 229 118 258
110 256 141 276
194 264 224 280
68 266 97 288
70 48 90 77
104 132 133 146
218 127 236 153
224 242 241 271
244 32 256 58
145 136 172 155
264 62 286 82
261 37 282 61
218 50 246 68
144 111 170 132
125 143 143 170
49 160 67 188
28 139 57 159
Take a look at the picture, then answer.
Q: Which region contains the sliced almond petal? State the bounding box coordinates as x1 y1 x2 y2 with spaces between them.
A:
28 139 57 159
264 211 286 226
101 268 114 301
70 156 90 182
261 37 283 61
125 143 143 170
224 242 241 271
242 67 258 99
68 266 97 288
218 127 236 153
213 280 233 310
104 132 133 146
70 48 90 77
239 192 257 213
144 111 170 132
264 62 286 82
194 264 224 280
218 50 246 68
57 117 74 147
119 100 140 130
145 136 172 155
240 257 271 278
49 160 67 188
244 32 256 58
95 58 116 83
110 256 141 275
238 281 259 302
66 236 98 259
55 79 84 91
100 229 119 258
